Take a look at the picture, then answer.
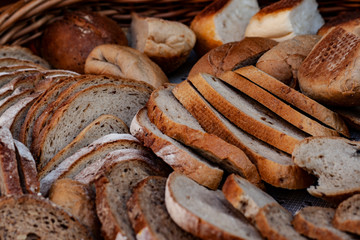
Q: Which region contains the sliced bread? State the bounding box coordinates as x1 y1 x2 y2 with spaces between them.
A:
147 84 262 187
292 137 360 202
130 107 223 190
165 172 263 240
0 57 46 69
0 71 42 99
333 194 360 235
0 88 34 116
173 80 314 189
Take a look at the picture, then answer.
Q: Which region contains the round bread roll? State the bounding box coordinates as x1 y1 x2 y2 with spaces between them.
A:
85 44 168 88
40 10 128 73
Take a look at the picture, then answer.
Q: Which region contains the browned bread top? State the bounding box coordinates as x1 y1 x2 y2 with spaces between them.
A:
318 11 360 36
256 0 303 16
193 0 231 18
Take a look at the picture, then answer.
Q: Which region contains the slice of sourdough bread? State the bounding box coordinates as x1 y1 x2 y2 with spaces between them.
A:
235 66 349 137
95 158 167 240
147 84 262 188
130 107 223 190
173 80 314 189
292 137 360 202
165 172 263 240
0 194 91 239
292 206 355 240
188 73 308 154
127 176 199 240
333 194 360 235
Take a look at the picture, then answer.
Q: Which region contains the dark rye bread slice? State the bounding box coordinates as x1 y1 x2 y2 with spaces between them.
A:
0 194 91 239
41 114 129 176
127 176 199 240
147 84 262 188
0 126 22 196
130 107 224 190
188 73 309 154
292 206 356 240
333 194 360 235
165 172 263 240
235 65 349 137
173 80 314 189
95 158 168 240
34 83 151 166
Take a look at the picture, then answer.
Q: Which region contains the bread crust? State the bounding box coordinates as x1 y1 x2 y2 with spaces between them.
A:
333 194 360 235
254 0 302 17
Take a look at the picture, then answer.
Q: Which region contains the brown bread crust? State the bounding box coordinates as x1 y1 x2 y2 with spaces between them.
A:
333 194 360 235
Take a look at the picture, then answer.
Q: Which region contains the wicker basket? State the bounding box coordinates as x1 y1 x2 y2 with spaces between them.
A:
0 0 358 46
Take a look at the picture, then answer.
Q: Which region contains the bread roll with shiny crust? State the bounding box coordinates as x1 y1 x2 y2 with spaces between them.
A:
41 10 128 73
85 44 168 88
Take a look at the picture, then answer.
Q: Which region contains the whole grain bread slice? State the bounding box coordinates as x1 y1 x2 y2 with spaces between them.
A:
0 45 51 68
147 84 262 188
333 194 360 235
130 107 223 190
173 80 314 189
188 73 309 154
165 172 263 240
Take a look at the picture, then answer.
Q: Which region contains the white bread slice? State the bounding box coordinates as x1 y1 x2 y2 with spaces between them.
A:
245 0 324 41
173 80 314 189
292 137 360 202
130 107 224 190
188 73 308 154
0 45 51 68
165 172 263 240
147 84 262 188
234 66 349 137
333 194 360 235
292 206 355 240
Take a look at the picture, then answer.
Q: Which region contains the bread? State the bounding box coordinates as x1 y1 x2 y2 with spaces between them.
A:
131 13 196 73
190 0 259 56
165 172 263 240
0 69 39 89
188 37 277 78
188 72 308 154
147 84 262 188
333 194 360 235
40 10 128 73
0 88 35 117
332 107 360 131
127 176 198 240
0 65 43 76
292 206 355 240
292 137 360 202
298 27 360 107
0 71 42 99
130 107 223 190
245 0 324 41
0 194 91 239
85 44 168 88
0 57 47 69
49 178 101 239
235 66 350 137
33 69 80 92
256 34 321 87
173 80 314 189
317 11 360 36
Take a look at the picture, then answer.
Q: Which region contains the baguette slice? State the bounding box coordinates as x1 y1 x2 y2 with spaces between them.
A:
333 194 360 235
173 80 313 189
234 66 349 137
130 107 223 190
165 172 263 240
292 206 355 240
188 73 308 154
127 176 199 240
292 137 360 202
147 84 262 187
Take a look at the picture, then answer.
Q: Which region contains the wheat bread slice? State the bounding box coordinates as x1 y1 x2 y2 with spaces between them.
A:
333 194 360 235
148 84 262 188
165 172 263 240
292 137 360 203
0 65 42 76
292 206 356 240
0 45 51 68
95 158 167 240
235 66 349 137
0 70 40 89
130 107 223 190
0 194 91 239
0 57 46 69
34 69 80 91
173 80 314 189
0 88 34 117
188 73 309 154
127 176 199 240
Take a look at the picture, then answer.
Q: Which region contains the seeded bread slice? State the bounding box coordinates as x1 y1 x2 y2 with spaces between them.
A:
292 137 360 202
165 172 263 240
0 45 51 68
173 80 314 189
127 176 199 240
333 194 360 235
130 107 223 190
147 84 262 188
292 206 355 240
